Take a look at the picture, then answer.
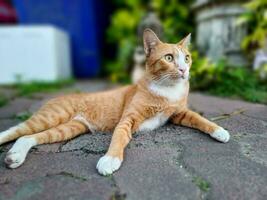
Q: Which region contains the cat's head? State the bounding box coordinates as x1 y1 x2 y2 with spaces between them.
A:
143 28 192 86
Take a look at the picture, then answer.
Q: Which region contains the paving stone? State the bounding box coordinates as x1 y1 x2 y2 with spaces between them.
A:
0 98 38 119
216 114 267 135
0 87 17 100
179 137 267 200
189 93 265 117
0 152 116 200
0 119 20 132
28 98 50 113
239 134 267 167
35 143 62 153
115 145 202 200
61 133 112 154
70 80 119 92
0 175 115 200
243 105 267 122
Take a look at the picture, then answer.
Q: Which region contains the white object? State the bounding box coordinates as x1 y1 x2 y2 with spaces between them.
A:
148 79 187 102
96 155 122 176
210 127 230 143
253 49 267 70
0 25 71 84
5 136 37 169
138 112 168 131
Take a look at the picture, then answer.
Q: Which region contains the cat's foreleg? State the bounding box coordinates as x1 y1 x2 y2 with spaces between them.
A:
171 109 230 143
5 119 88 169
97 117 134 176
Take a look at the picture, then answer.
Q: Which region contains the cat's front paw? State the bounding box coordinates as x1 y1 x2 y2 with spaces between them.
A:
210 127 230 143
96 155 122 176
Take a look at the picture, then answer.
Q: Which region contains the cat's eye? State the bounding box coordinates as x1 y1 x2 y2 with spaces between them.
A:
185 55 190 63
165 54 174 62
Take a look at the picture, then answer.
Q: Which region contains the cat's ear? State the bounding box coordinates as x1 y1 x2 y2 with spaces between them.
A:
177 33 191 49
143 28 161 56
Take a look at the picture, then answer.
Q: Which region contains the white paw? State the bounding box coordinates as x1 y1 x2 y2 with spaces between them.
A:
210 127 230 143
96 155 122 176
5 151 26 169
5 137 36 169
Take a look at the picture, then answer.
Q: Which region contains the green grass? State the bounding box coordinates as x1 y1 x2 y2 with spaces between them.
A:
0 96 8 107
57 171 87 181
12 79 74 97
110 191 126 200
14 111 32 121
0 147 4 155
193 177 210 192
45 171 87 181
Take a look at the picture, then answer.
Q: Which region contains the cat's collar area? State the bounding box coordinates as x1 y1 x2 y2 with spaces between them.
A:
148 79 188 102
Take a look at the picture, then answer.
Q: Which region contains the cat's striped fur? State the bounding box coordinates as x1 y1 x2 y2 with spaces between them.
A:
0 29 230 175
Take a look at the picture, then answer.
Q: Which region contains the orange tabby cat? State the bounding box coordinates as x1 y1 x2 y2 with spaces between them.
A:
0 29 230 175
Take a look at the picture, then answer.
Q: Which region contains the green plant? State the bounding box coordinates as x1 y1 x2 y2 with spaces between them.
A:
238 0 267 55
0 96 8 107
12 79 74 97
107 1 267 104
190 54 267 104
193 176 210 192
106 1 145 82
106 0 194 82
0 146 4 154
14 111 32 121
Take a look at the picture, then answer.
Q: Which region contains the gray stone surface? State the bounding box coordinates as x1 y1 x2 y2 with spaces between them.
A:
0 152 116 200
0 98 38 119
0 88 17 100
0 82 267 200
0 119 20 132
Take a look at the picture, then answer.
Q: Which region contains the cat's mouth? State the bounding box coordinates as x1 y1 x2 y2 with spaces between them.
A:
176 74 188 80
155 72 188 86
180 75 186 79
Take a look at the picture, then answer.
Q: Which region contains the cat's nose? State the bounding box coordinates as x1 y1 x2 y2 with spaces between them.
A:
178 68 185 74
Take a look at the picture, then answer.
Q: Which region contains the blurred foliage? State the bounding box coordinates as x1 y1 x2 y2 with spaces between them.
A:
106 0 267 104
106 0 193 82
190 53 267 104
193 176 210 192
14 111 32 121
0 96 8 107
257 63 267 79
11 79 74 97
238 0 267 56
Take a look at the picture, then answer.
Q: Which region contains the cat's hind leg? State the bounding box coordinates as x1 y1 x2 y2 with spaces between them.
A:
0 123 27 146
5 119 88 168
0 101 74 146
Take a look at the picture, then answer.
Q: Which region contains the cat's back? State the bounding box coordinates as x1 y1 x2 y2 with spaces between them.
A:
50 84 136 103
84 84 137 104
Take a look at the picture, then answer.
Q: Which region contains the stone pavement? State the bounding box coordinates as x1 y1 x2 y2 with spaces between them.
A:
0 81 267 200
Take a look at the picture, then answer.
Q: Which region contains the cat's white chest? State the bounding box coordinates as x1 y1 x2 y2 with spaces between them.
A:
148 80 187 102
138 112 168 131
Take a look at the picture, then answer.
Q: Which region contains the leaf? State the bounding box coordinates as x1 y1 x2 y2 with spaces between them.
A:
210 109 246 121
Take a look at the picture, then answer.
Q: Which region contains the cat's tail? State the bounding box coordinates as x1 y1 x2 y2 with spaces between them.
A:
0 100 75 145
